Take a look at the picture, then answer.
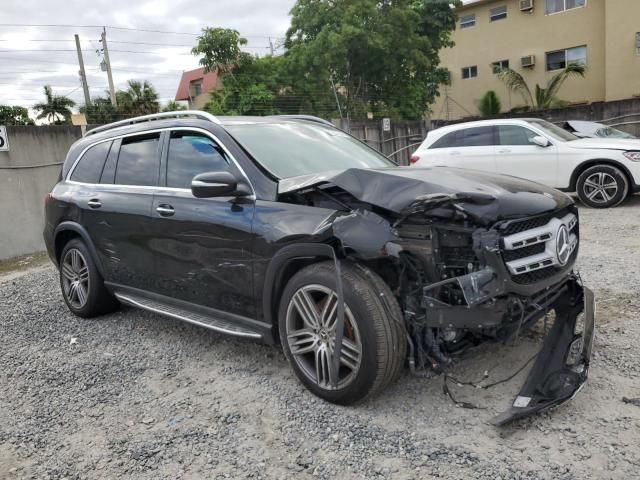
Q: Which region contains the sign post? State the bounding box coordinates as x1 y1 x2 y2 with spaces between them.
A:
0 126 9 151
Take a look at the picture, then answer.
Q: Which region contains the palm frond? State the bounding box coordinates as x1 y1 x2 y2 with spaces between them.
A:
495 67 533 107
545 63 586 103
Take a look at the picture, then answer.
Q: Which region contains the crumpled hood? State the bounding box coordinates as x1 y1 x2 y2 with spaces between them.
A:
566 138 640 150
279 166 574 224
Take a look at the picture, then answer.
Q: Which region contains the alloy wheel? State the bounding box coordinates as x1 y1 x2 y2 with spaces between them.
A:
285 284 362 390
61 248 90 309
583 172 618 204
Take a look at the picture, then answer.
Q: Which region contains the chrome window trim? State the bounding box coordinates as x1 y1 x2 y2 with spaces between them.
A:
66 126 256 197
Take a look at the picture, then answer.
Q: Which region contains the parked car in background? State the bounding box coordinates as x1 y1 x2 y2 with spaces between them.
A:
411 118 640 208
561 120 637 139
44 111 594 424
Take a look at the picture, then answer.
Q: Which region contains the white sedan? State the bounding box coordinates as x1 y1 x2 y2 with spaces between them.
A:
410 118 640 208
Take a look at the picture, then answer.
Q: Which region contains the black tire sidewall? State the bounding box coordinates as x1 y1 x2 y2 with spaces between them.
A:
576 165 628 208
278 263 381 405
59 239 110 318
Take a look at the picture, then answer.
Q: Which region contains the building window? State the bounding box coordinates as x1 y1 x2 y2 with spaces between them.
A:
636 33 640 56
462 66 478 79
546 46 586 71
490 5 507 22
491 60 510 73
460 14 475 29
190 79 203 97
545 0 585 15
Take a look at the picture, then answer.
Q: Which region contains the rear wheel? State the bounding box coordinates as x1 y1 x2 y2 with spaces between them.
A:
59 239 118 318
279 261 406 405
576 165 628 208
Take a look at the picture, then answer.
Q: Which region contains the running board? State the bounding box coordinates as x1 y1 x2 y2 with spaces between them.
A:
114 292 263 339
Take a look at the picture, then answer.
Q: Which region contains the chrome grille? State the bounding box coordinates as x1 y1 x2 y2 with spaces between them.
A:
501 211 578 282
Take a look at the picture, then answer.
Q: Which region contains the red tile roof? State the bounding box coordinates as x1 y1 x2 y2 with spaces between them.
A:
175 67 219 101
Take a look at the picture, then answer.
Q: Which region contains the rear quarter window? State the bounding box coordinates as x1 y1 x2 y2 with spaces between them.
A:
114 134 161 186
70 141 112 183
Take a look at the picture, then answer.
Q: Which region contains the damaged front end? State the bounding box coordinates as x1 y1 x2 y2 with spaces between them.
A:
279 167 595 425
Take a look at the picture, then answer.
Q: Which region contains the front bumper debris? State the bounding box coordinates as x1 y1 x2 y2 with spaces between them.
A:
491 281 595 426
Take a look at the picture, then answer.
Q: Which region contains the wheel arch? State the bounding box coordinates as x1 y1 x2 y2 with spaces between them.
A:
569 159 634 192
262 243 341 338
53 222 105 277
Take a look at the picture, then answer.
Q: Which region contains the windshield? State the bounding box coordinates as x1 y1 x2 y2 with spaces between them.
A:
529 119 579 142
596 126 636 139
225 122 395 179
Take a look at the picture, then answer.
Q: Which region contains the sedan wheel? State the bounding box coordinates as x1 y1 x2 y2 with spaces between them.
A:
61 248 90 309
582 172 618 205
576 165 628 208
285 284 362 390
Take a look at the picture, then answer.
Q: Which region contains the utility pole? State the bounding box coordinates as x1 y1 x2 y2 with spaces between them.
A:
101 27 117 107
268 37 274 56
74 34 91 108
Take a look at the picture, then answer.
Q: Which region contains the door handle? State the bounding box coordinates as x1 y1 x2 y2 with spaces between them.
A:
87 199 102 209
450 151 461 156
156 205 175 217
498 149 511 154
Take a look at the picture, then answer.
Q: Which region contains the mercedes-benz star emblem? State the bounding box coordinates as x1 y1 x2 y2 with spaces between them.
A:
556 225 571 266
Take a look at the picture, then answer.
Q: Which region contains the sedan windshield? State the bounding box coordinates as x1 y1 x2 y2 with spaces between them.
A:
529 119 579 142
226 122 395 179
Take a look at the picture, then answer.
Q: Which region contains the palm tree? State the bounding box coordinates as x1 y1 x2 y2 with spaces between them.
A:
116 80 160 116
478 90 501 117
33 85 76 124
496 63 586 110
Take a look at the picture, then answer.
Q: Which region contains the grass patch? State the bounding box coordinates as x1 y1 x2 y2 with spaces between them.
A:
0 252 51 275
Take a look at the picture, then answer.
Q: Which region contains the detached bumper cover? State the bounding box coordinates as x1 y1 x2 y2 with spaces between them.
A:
491 281 595 426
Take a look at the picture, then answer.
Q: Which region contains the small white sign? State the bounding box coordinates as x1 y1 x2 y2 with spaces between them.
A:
0 126 9 151
382 118 391 132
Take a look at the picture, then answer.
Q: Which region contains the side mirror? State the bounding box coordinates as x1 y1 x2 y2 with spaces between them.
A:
531 135 551 147
191 171 249 198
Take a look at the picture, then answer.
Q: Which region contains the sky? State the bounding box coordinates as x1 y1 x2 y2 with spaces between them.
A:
0 0 295 110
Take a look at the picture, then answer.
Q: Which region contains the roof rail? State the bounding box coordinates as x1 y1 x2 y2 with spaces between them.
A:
86 110 222 136
269 115 335 127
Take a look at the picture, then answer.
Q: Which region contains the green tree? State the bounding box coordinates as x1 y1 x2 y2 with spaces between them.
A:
33 85 75 124
284 0 460 120
0 106 34 125
80 96 118 124
478 90 501 117
162 100 187 112
116 80 160 117
496 63 586 110
192 28 248 74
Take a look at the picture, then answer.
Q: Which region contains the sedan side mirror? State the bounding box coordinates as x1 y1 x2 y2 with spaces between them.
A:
191 171 250 198
531 135 551 147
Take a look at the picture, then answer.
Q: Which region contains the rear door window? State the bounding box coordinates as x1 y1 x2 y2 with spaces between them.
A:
166 131 232 189
70 141 112 183
497 125 537 145
460 126 496 146
429 131 461 149
114 134 161 186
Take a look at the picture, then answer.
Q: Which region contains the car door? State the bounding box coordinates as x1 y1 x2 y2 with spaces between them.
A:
495 124 559 186
148 129 256 319
76 132 161 292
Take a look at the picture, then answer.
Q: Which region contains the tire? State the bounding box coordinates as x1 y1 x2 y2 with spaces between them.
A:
59 238 119 318
576 164 629 208
278 260 406 405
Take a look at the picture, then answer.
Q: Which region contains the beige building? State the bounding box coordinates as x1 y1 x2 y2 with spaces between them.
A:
432 0 640 120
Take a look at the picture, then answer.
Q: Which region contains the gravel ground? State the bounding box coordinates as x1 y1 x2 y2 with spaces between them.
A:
1 196 639 480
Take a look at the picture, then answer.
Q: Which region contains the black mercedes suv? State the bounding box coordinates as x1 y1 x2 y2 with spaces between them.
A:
44 112 595 424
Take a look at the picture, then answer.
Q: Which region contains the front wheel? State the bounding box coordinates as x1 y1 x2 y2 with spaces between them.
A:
576 165 628 208
279 261 406 405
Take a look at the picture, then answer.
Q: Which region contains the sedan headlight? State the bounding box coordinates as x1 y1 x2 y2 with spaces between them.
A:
623 151 640 161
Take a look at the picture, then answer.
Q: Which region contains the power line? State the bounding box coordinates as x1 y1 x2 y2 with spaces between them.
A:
0 24 284 39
